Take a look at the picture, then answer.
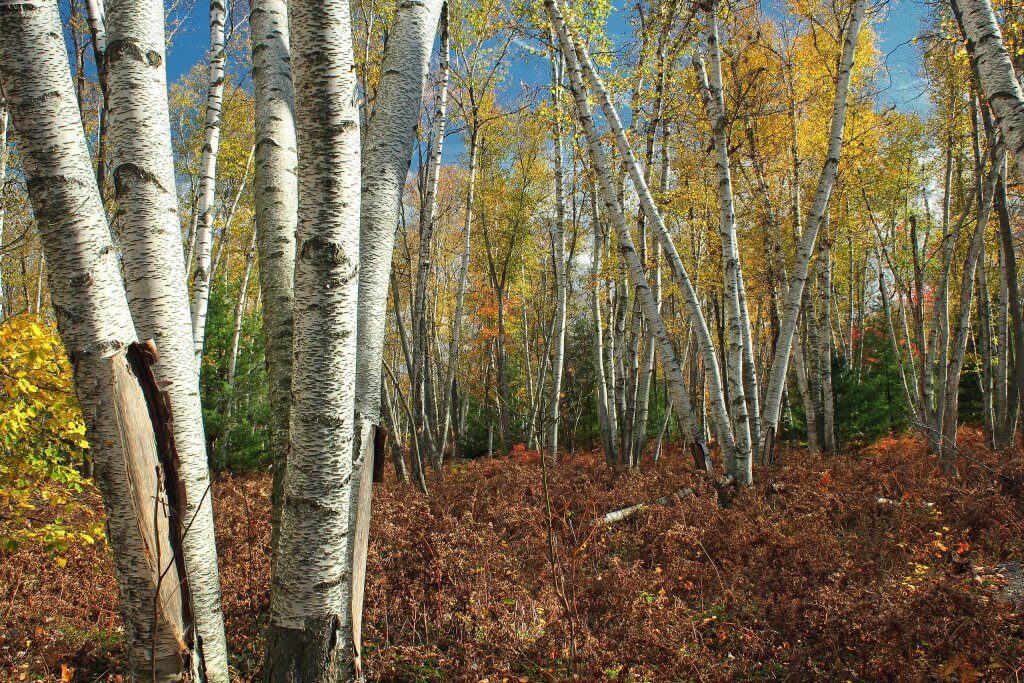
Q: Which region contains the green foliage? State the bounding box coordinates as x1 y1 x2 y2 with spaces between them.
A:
200 278 271 472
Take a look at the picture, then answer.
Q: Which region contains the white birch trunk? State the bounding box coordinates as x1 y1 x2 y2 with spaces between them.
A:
0 99 7 320
438 131 478 462
547 38 568 463
219 226 258 467
952 0 1024 182
264 0 362 675
249 0 297 553
560 7 738 477
759 0 867 462
188 0 227 366
0 2 191 677
350 0 443 672
547 0 711 469
104 0 228 675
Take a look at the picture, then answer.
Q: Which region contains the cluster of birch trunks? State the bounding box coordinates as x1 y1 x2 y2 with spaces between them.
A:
2 0 1024 678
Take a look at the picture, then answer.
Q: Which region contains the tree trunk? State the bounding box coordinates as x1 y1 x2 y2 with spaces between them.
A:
951 0 1024 182
547 37 568 463
188 0 228 367
562 8 735 477
264 0 362 675
759 0 867 463
104 0 228 674
0 3 192 677
219 227 258 467
549 0 711 473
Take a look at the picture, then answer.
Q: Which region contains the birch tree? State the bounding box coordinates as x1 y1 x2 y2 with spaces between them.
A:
263 0 362 676
104 0 228 675
248 0 297 548
759 0 867 463
546 0 715 474
950 0 1024 182
0 1 193 677
351 0 443 671
188 0 228 366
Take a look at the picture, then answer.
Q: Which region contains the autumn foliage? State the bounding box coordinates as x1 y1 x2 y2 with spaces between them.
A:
3 431 1023 681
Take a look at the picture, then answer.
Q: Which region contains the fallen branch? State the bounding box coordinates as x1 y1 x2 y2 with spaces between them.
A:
600 488 693 524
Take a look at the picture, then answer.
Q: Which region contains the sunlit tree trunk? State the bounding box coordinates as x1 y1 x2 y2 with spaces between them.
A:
263 0 362 674
0 3 192 677
951 0 1024 182
249 0 297 553
103 0 229 674
941 144 1003 471
549 0 711 472
189 0 228 368
590 186 618 466
438 130 478 462
563 10 735 477
760 0 867 463
547 37 568 463
694 1 755 462
411 3 450 471
815 218 835 452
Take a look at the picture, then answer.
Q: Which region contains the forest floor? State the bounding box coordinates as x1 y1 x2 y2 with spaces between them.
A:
3 430 1024 681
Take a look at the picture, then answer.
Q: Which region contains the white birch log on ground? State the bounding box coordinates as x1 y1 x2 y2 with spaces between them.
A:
103 0 229 675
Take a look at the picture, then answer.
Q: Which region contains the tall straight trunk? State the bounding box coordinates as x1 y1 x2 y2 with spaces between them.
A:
951 0 1024 182
263 0 362 675
438 130 478 462
219 227 258 467
547 37 568 463
561 9 737 478
411 5 450 472
590 188 618 466
249 0 297 556
189 0 228 367
0 3 192 678
759 0 867 463
977 251 996 441
548 0 711 472
993 169 1023 444
941 144 1003 471
816 222 835 452
104 0 228 675
694 1 755 462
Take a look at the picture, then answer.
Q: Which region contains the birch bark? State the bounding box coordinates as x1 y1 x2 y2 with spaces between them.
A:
189 0 227 365
104 0 228 674
951 0 1024 181
759 0 867 462
263 0 362 675
547 0 712 470
562 8 739 478
0 2 191 677
249 0 297 552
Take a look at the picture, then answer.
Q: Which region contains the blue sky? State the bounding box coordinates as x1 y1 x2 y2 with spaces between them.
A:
165 0 931 115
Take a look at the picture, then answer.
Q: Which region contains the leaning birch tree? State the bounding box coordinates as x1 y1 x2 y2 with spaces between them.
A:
103 0 229 675
350 0 444 673
0 1 194 677
759 0 868 463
